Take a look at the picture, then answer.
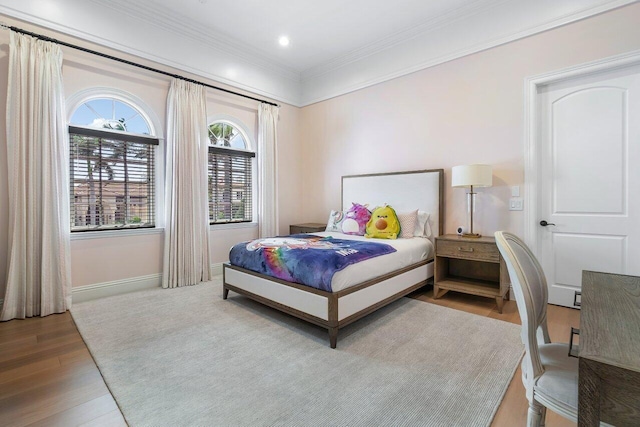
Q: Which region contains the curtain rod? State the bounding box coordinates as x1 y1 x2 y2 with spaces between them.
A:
1 23 280 107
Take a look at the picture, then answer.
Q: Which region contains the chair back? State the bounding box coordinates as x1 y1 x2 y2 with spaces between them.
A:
495 231 549 387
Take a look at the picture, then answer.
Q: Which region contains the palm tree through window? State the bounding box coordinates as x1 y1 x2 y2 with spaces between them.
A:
207 121 254 223
69 97 158 232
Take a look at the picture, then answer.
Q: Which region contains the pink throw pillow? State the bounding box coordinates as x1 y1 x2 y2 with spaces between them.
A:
397 210 418 238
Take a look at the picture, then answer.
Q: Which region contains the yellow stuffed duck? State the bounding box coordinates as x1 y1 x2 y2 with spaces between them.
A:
365 205 400 239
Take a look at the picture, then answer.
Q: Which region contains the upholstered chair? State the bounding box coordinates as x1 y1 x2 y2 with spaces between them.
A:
494 231 579 427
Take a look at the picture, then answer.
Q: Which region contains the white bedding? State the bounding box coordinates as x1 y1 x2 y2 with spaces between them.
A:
313 232 434 292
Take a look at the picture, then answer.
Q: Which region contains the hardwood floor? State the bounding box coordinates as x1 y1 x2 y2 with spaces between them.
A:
0 312 126 427
0 288 580 426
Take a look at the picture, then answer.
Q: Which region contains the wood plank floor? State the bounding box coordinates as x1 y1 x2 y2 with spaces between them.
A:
0 288 579 426
0 312 126 427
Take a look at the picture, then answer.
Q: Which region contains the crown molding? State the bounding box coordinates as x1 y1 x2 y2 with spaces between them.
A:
299 0 638 105
301 0 508 80
0 0 636 108
92 0 300 83
0 2 301 106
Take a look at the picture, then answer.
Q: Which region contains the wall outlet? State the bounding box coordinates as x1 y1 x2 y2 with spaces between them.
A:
509 198 524 211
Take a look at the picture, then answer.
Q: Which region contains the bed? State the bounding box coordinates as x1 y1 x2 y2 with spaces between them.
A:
222 169 444 348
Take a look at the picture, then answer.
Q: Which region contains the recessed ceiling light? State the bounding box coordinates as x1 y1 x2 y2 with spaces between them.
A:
278 36 290 47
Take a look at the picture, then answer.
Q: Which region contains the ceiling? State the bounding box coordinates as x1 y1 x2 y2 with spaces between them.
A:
147 0 481 72
0 0 636 106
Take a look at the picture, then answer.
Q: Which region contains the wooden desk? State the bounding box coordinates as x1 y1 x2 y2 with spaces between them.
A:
579 271 640 426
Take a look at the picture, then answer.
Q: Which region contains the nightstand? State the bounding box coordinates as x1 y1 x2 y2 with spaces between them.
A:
434 234 510 313
289 223 326 234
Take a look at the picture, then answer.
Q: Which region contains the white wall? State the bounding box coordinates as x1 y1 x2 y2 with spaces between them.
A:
0 15 304 292
299 2 640 238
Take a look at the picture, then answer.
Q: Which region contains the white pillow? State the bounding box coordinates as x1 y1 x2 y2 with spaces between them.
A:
414 211 431 238
397 210 418 238
325 210 345 233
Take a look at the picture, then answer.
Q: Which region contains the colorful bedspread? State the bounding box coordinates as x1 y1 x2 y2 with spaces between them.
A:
229 234 397 292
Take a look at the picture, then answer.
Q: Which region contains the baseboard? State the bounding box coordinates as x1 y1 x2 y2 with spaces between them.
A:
72 263 225 303
211 262 223 276
72 273 163 303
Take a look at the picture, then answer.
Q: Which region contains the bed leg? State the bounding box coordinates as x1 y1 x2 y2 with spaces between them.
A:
329 327 338 349
223 286 229 300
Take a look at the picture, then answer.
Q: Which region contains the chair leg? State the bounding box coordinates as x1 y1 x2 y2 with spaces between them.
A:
527 400 546 427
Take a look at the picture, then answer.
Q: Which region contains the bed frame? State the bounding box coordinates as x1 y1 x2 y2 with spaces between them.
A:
223 169 444 348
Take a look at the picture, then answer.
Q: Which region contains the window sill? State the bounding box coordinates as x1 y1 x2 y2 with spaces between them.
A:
70 222 258 240
209 222 258 231
70 227 164 241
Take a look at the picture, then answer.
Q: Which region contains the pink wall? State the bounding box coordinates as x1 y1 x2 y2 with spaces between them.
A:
1 3 640 293
299 3 640 238
0 16 303 291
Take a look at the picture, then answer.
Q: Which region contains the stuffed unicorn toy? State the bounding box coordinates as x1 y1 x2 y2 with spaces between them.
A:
341 203 371 235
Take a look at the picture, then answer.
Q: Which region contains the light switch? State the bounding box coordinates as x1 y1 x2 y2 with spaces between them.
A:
511 186 520 197
509 198 523 211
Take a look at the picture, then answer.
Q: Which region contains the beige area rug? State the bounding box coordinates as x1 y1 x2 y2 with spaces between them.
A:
71 278 523 426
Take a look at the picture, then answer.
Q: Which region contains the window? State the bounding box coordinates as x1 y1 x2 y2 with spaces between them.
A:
208 121 255 224
69 98 158 232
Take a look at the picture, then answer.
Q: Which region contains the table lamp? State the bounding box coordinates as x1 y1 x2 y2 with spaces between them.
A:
452 164 492 238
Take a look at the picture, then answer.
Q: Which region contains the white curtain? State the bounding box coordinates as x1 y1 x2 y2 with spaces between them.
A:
1 31 71 320
258 103 280 238
163 79 211 288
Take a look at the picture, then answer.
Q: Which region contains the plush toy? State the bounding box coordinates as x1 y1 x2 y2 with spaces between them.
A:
341 203 371 235
365 205 400 239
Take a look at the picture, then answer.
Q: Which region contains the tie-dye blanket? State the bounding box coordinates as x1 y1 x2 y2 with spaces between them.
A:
229 234 397 292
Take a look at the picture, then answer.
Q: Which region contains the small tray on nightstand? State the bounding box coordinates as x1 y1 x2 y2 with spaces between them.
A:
289 223 326 234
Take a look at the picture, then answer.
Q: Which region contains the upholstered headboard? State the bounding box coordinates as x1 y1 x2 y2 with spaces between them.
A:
341 169 444 241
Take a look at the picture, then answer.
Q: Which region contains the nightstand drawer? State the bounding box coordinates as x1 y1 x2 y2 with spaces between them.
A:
437 239 500 263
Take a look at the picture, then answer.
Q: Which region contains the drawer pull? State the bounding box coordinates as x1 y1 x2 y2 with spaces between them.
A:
458 247 474 253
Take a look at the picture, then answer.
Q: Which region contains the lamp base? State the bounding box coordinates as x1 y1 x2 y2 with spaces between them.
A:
461 232 482 238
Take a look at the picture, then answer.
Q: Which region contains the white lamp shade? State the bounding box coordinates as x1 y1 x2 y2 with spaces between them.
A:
451 164 493 188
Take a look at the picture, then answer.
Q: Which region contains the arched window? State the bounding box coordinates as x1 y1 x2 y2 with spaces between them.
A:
208 121 247 149
68 95 159 232
70 97 152 134
207 120 255 224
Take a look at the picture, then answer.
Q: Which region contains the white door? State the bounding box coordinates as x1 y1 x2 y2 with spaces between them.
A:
538 64 640 307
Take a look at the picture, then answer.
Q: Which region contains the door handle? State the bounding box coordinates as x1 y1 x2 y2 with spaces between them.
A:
539 220 556 227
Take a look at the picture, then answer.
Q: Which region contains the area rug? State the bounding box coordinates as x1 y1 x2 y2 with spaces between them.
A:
71 278 523 426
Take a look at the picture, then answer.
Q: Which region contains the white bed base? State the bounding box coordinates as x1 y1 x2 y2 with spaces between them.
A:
223 260 433 347
223 169 443 348
224 262 433 322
